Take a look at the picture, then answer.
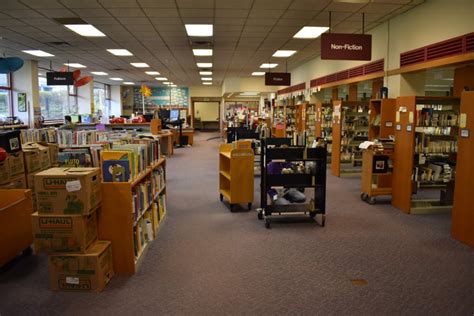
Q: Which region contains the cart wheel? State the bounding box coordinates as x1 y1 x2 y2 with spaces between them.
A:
264 219 271 229
248 203 252 210
257 211 263 220
360 193 368 201
230 204 235 212
309 211 317 219
219 194 223 202
321 214 326 227
368 196 376 205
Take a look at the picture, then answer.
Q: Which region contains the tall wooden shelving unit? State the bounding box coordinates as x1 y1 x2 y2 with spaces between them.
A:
272 104 286 137
331 100 369 177
392 96 460 214
219 143 254 211
305 103 316 144
98 158 167 275
368 99 396 140
452 91 474 247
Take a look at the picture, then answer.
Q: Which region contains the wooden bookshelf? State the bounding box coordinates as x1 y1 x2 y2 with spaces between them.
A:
368 99 396 140
331 100 369 177
452 91 474 247
219 143 254 212
392 96 460 214
305 103 316 144
315 101 333 139
98 158 167 275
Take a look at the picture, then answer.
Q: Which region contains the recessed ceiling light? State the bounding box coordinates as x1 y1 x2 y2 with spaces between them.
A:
293 26 329 39
145 71 160 75
107 49 133 56
202 77 212 81
130 62 149 68
22 50 54 57
193 49 213 56
252 72 265 76
91 71 108 75
65 24 106 37
163 82 172 85
260 63 278 69
203 82 212 85
64 63 86 68
123 82 134 85
185 24 213 37
110 77 123 81
273 50 297 57
155 77 167 81
199 71 212 75
197 62 212 68
170 84 177 87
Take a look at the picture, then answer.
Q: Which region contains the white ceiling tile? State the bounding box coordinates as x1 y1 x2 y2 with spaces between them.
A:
179 9 214 17
316 11 352 21
60 0 103 9
282 10 318 19
22 18 58 26
0 19 26 26
253 0 292 9
325 2 367 12
71 8 112 17
99 0 139 8
276 19 308 26
20 0 65 9
215 0 253 9
249 9 284 19
214 25 243 32
246 18 277 26
243 25 273 33
150 18 182 25
373 0 411 3
181 17 214 24
0 1 29 9
289 0 330 10
119 18 153 25
176 0 214 8
361 3 403 13
125 24 156 32
82 17 118 25
144 8 180 17
215 18 246 25
215 9 249 18
38 9 78 17
2 9 43 18
137 0 177 7
107 8 146 17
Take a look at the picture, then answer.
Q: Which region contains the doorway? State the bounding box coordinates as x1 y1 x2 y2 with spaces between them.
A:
193 101 220 131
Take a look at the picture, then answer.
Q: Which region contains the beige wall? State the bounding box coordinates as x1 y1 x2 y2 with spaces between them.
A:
189 85 222 98
194 101 219 121
222 77 278 94
12 60 39 127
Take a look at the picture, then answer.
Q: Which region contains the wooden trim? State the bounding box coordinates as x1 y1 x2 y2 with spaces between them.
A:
387 52 474 76
317 72 384 90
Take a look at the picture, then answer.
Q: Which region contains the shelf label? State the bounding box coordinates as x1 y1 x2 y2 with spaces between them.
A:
406 124 412 132
461 129 469 138
460 113 467 128
385 121 393 127
66 277 80 285
396 124 401 131
409 111 414 124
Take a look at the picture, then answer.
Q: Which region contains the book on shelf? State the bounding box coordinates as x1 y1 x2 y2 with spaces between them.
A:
57 130 110 146
112 144 146 176
101 150 136 180
57 150 92 167
21 128 57 144
102 160 131 182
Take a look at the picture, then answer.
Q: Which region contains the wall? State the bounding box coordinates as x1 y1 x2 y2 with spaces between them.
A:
12 60 40 127
109 85 121 117
194 101 219 121
77 81 93 114
222 77 278 94
289 0 474 98
189 85 222 98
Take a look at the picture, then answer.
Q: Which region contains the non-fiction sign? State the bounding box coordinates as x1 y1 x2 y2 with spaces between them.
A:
265 72 291 86
321 33 372 61
46 72 74 85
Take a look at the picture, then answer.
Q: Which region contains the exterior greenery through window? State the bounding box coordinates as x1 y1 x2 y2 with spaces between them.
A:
0 74 11 117
94 83 111 117
38 75 77 120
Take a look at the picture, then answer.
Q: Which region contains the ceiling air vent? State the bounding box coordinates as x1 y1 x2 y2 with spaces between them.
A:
112 68 124 71
53 17 87 25
45 41 71 48
190 40 213 47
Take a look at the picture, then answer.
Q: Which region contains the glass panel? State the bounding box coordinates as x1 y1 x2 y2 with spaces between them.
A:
0 89 10 117
0 74 9 87
39 76 76 120
94 87 105 113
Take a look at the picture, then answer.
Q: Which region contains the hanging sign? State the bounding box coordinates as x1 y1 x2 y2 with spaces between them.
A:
321 33 372 61
46 72 74 85
265 72 291 86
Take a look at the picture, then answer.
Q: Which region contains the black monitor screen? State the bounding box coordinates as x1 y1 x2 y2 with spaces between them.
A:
170 109 179 122
159 109 170 120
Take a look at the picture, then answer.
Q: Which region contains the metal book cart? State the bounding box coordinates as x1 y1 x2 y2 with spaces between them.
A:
258 138 327 229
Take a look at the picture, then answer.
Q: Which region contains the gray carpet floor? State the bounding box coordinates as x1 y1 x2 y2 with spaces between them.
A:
1 132 473 315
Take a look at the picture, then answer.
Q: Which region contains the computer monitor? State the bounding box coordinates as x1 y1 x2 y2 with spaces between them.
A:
159 109 170 121
70 115 81 124
170 109 179 122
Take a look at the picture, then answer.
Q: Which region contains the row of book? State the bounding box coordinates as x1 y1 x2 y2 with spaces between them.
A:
152 166 165 195
57 130 110 146
416 108 459 127
132 180 154 222
21 128 57 144
413 163 453 183
58 145 104 168
414 134 457 154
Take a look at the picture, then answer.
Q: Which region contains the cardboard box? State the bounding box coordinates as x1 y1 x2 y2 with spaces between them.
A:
0 130 22 153
23 143 51 173
31 211 97 253
26 171 40 190
0 174 27 189
49 240 114 292
8 151 25 176
0 158 10 185
44 143 59 166
35 167 101 215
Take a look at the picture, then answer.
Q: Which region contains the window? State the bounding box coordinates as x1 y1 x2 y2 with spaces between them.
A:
0 74 12 117
38 76 77 120
94 83 111 117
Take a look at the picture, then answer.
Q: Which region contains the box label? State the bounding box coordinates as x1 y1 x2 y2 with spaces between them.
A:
66 180 82 192
43 178 77 190
58 279 91 291
39 217 73 229
66 276 79 285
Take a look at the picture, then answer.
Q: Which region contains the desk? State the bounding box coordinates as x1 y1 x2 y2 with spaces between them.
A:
170 127 194 145
156 130 173 156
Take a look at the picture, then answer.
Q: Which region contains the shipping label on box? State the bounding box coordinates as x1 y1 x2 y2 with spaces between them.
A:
35 167 101 215
48 240 114 292
31 211 97 253
8 151 25 176
0 158 11 185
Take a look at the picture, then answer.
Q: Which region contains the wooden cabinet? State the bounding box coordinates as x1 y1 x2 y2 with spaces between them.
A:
98 158 167 275
392 96 460 214
452 91 474 247
219 143 254 211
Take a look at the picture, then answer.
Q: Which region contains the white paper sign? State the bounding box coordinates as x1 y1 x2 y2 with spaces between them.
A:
66 277 80 285
66 180 81 192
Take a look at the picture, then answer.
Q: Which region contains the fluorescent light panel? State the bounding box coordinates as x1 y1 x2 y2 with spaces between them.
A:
203 82 212 85
22 50 54 57
107 49 133 56
163 82 172 85
91 71 108 75
64 63 86 68
202 77 212 81
240 92 259 96
110 77 123 81
185 24 213 37
193 49 213 56
273 50 297 57
197 62 212 68
145 71 160 75
293 26 329 39
123 82 134 85
65 24 106 37
199 71 212 75
260 63 278 69
130 62 149 68
155 77 167 81
252 72 265 76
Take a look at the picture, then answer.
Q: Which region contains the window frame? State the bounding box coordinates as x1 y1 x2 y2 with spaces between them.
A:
0 73 13 117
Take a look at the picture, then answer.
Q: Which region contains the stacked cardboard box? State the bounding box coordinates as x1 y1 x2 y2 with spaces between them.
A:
31 167 114 292
0 130 26 189
22 142 52 209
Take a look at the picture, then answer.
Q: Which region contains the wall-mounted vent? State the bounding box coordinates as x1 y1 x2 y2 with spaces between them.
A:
45 41 71 48
190 40 213 47
400 32 473 67
53 17 86 25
